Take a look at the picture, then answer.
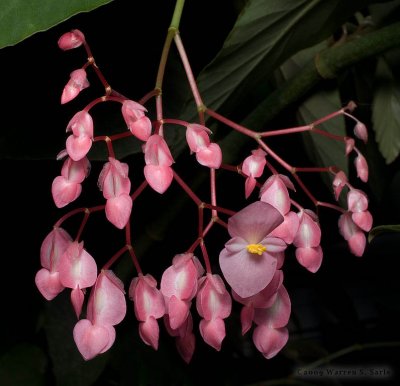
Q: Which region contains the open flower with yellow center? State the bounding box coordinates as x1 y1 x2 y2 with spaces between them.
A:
219 201 287 298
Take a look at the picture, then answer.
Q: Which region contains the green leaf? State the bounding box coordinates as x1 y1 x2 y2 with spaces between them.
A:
279 42 348 177
368 224 400 242
0 0 114 49
372 57 400 164
183 0 384 119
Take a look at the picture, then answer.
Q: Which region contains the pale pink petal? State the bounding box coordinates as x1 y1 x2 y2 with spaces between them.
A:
61 157 90 183
261 237 287 253
35 269 64 300
105 194 132 229
242 150 266 178
52 176 82 208
345 137 355 155
144 134 174 166
195 143 222 169
252 326 288 359
99 158 131 199
139 317 160 350
354 151 368 182
73 319 112 360
219 247 277 298
295 246 323 273
227 201 283 243
199 318 226 351
348 233 366 257
61 69 89 104
260 175 291 215
144 165 173 194
99 325 116 354
332 171 348 201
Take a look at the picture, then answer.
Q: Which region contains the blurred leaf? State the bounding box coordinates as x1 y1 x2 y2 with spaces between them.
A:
372 57 400 164
183 0 387 120
44 294 109 386
368 224 400 242
279 42 348 181
0 344 47 386
0 0 113 49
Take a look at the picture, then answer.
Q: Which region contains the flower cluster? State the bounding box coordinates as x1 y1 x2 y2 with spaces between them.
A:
35 29 373 363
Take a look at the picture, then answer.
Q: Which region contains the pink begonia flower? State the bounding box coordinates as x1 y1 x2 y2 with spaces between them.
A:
129 274 166 350
121 100 152 141
347 189 373 231
241 149 267 198
252 285 291 359
65 111 94 161
219 201 286 298
98 158 132 229
338 212 366 256
35 227 72 300
332 171 348 201
61 69 89 104
185 123 222 169
98 158 131 199
196 274 232 351
354 121 368 143
232 270 283 335
74 270 126 360
52 156 90 208
354 150 368 182
164 314 196 364
293 210 323 273
58 29 85 50
58 241 98 317
161 253 204 330
143 134 174 193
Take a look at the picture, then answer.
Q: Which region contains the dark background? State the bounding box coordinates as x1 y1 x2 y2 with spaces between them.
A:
1 1 399 385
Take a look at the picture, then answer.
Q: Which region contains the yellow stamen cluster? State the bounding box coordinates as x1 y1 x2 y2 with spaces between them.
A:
246 243 267 255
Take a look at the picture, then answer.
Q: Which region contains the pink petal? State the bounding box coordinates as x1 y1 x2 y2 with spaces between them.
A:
35 269 64 300
167 296 190 330
73 319 112 360
240 305 254 335
61 157 90 183
348 233 366 257
52 176 82 208
144 134 174 166
66 134 92 161
270 211 300 244
354 151 368 182
186 124 211 152
347 189 369 212
58 29 85 50
99 158 131 199
90 270 127 326
295 246 323 273
252 326 288 359
129 116 152 141
71 287 85 318
245 176 257 199
40 227 72 271
260 175 292 215
66 111 93 138
139 317 160 350
195 143 222 169
354 121 368 143
199 318 226 351
144 165 173 194
105 194 132 229
219 247 277 298
293 210 321 248
352 211 373 232
59 242 97 289
253 286 291 328
228 201 284 243
332 171 348 201
176 331 195 364
241 150 266 178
